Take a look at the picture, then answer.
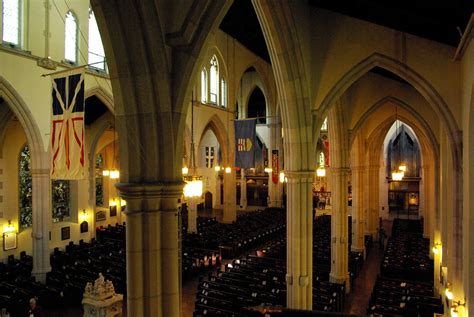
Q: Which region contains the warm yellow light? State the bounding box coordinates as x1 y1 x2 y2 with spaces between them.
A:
225 167 231 173
182 167 189 175
102 170 110 176
279 172 285 183
264 167 272 173
3 220 15 233
432 246 439 255
392 171 404 181
398 164 407 172
109 199 118 206
214 165 221 172
80 209 88 221
109 170 120 179
451 307 459 317
120 199 126 206
445 288 454 300
316 166 326 177
183 179 203 198
432 243 441 255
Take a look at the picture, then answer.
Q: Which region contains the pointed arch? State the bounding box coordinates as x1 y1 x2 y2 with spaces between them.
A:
198 114 230 164
85 86 114 113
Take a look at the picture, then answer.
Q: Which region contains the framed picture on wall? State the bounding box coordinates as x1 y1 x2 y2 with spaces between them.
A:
3 232 17 251
96 210 106 222
110 205 117 217
80 221 89 233
61 226 70 241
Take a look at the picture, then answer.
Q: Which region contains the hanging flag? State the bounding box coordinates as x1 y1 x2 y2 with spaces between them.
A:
272 150 279 184
50 69 85 179
234 119 256 168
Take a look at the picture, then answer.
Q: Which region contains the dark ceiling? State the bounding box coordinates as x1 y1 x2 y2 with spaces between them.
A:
220 0 473 64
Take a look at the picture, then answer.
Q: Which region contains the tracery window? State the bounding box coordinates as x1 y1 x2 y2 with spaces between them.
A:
205 146 215 168
95 154 104 206
64 11 78 63
220 79 227 107
19 144 32 229
201 68 207 103
210 56 219 104
52 180 70 223
88 9 106 71
321 117 328 131
2 0 22 46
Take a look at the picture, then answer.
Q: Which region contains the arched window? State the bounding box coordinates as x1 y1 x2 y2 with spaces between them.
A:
2 0 22 46
321 117 328 131
19 145 32 229
209 56 219 104
95 154 104 206
220 79 227 107
319 152 325 167
88 9 106 71
64 11 78 63
201 68 207 103
52 180 70 223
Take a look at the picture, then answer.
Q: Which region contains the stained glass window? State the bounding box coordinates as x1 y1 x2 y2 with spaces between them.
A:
52 180 70 222
95 154 104 206
210 56 218 104
2 0 21 46
19 145 32 228
65 11 78 63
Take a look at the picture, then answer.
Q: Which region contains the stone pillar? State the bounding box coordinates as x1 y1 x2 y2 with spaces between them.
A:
116 182 182 317
223 169 236 223
31 168 51 283
214 174 222 209
187 197 197 234
286 170 313 310
365 165 379 238
329 167 350 292
268 120 283 207
239 168 247 209
350 166 365 256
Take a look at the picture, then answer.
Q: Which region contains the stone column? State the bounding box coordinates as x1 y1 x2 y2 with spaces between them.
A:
329 167 350 292
31 168 51 283
116 182 182 317
223 169 236 223
365 165 379 238
187 197 197 234
350 166 365 256
286 170 313 310
214 174 222 209
239 168 247 209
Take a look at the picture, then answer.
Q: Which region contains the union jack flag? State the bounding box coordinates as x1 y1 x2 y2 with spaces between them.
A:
50 69 85 179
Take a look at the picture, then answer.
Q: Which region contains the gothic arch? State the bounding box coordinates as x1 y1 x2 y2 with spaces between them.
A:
85 86 114 114
197 114 230 164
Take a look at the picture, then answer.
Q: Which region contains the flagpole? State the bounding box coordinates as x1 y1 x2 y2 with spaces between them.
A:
41 61 104 77
232 115 280 121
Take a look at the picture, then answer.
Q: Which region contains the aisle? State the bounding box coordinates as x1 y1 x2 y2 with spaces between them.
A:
343 220 392 315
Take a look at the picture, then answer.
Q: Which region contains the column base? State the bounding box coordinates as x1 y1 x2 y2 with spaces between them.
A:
365 231 377 239
32 267 51 283
329 273 350 293
350 246 366 259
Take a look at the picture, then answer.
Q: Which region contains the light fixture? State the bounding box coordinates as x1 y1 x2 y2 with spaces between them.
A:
102 170 110 176
80 209 88 221
214 165 221 172
398 164 407 173
451 301 465 317
432 243 441 255
264 167 272 173
225 167 231 173
445 285 454 300
316 166 326 177
109 170 120 179
183 91 203 198
182 166 189 175
392 171 404 181
279 171 285 183
3 220 15 233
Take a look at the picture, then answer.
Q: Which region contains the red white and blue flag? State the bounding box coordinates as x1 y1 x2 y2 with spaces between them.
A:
50 69 85 179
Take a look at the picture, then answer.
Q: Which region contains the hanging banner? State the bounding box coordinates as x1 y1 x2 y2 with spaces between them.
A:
234 119 256 168
50 68 85 179
272 150 279 184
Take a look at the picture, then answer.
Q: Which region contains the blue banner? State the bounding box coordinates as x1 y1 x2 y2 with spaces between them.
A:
234 119 256 168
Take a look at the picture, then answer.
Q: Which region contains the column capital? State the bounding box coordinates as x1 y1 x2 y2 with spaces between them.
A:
330 167 350 176
30 168 50 177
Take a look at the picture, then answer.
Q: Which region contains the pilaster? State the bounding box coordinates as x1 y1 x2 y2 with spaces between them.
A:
239 168 247 209
223 169 236 223
350 166 365 256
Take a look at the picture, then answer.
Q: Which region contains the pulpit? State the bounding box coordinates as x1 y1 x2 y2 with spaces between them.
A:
82 273 123 317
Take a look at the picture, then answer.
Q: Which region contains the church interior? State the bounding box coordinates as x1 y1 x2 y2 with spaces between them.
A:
0 0 473 316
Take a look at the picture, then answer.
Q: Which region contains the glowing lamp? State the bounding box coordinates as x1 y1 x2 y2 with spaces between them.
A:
445 287 454 300
80 209 88 221
392 171 404 181
182 167 189 175
183 177 203 198
225 167 231 174
3 220 15 233
316 166 326 177
279 172 285 183
109 170 120 179
102 170 110 176
214 165 221 172
398 164 407 172
264 167 272 173
451 307 459 317
120 199 127 207
432 243 441 255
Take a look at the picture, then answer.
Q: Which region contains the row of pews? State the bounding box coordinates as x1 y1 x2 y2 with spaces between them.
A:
367 219 443 317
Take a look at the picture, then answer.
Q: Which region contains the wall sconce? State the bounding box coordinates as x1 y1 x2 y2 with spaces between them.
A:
279 171 285 183
79 209 88 221
445 284 454 300
182 166 189 175
451 301 465 317
109 170 120 179
225 167 231 173
102 170 110 176
120 199 127 211
3 220 15 234
432 242 441 255
214 165 221 172
264 167 272 173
